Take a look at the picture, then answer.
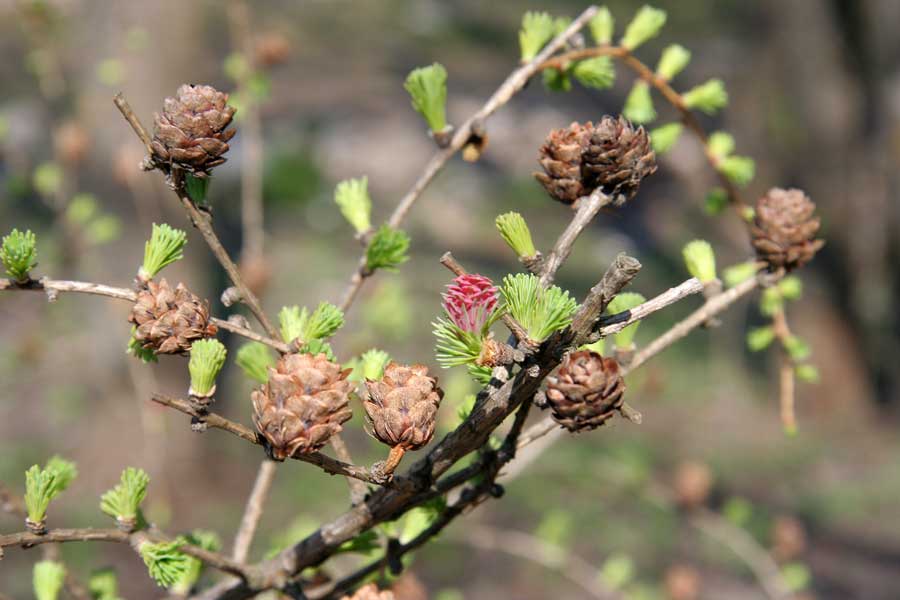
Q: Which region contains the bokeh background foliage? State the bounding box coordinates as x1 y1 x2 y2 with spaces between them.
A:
1 0 899 598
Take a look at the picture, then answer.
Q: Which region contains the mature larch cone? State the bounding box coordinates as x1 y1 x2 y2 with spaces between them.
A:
583 115 657 205
251 353 353 460
545 350 625 432
364 362 443 473
751 188 824 271
150 84 236 177
128 278 217 354
340 584 395 600
534 121 594 204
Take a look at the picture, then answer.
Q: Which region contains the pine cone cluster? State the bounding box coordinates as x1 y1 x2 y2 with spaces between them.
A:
364 363 443 451
750 188 824 271
534 116 656 205
128 278 217 354
545 350 625 432
251 353 353 460
150 84 236 177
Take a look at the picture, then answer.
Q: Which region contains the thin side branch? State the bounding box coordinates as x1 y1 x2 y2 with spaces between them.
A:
539 188 615 286
232 460 278 564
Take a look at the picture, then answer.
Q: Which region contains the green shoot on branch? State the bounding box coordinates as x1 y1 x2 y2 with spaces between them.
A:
334 176 372 234
235 342 275 383
1 228 38 282
141 223 187 280
188 339 227 396
366 224 410 272
404 63 448 133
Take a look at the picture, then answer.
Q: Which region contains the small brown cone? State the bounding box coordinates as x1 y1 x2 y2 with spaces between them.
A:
364 363 443 454
545 350 625 432
54 121 90 164
534 121 594 204
128 278 217 354
751 188 824 271
583 115 656 205
341 584 395 600
251 353 353 460
771 515 806 562
254 32 291 67
673 461 713 509
664 565 701 600
150 84 236 177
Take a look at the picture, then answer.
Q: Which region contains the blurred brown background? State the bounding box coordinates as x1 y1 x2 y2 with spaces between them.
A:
1 0 899 598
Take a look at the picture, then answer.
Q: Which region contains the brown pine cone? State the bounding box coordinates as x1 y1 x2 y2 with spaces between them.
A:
364 363 443 451
341 584 395 600
251 353 353 460
583 115 657 205
545 350 625 432
128 278 217 354
150 84 236 177
751 188 824 271
534 121 594 204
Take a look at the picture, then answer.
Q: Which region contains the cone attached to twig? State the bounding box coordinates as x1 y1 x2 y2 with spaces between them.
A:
251 353 353 460
128 278 217 354
545 350 625 432
583 115 657 205
364 362 443 475
150 84 236 177
750 188 824 271
535 117 657 206
534 121 594 204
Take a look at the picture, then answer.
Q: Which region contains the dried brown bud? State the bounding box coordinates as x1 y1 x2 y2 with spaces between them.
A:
771 515 806 562
54 121 90 164
750 188 824 271
364 362 443 451
150 84 236 177
664 565 701 600
128 278 217 354
673 461 713 509
545 350 625 432
254 33 291 67
251 353 353 460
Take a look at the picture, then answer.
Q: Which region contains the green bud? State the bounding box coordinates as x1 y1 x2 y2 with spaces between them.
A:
334 176 372 234
759 286 783 316
305 301 345 340
682 240 717 283
623 81 656 124
301 338 336 360
542 67 571 92
66 193 98 225
235 342 275 383
500 273 579 342
682 79 728 114
188 339 227 397
138 538 190 588
23 466 54 526
572 56 615 90
741 205 756 222
404 63 448 133
707 131 735 160
88 568 120 600
795 364 820 384
704 187 729 216
279 305 307 344
33 162 63 197
184 174 210 205
45 456 78 494
519 11 556 61
495 212 537 258
588 7 614 45
600 552 635 590
723 261 759 287
650 122 683 154
360 348 391 380
365 224 410 272
170 530 221 594
718 155 755 187
783 335 811 361
100 467 149 526
746 326 775 352
141 223 187 280
34 561 66 600
656 44 690 80
1 228 38 282
606 292 646 349
620 6 666 50
781 562 811 593
779 276 803 300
